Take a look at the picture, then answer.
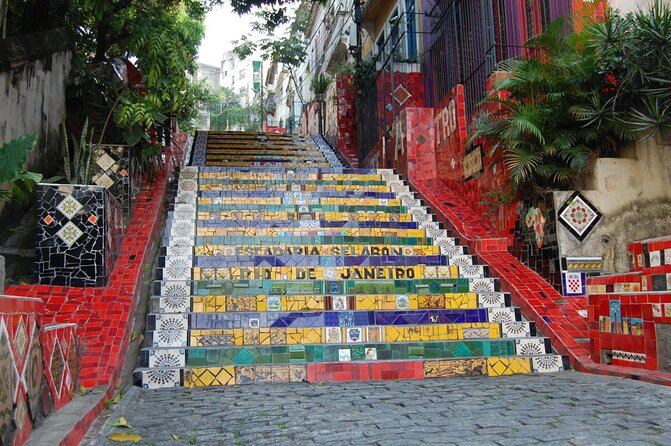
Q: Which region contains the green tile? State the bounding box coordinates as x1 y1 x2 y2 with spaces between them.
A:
271 353 289 363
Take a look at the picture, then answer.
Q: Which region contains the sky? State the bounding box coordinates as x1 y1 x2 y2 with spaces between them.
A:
197 4 298 68
196 6 257 67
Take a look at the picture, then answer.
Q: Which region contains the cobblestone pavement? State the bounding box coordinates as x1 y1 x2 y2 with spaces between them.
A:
85 371 671 446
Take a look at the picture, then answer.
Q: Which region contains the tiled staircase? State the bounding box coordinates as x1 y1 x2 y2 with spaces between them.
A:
134 131 566 388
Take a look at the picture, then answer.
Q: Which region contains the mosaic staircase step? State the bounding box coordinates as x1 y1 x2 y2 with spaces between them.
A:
159 266 488 284
191 203 411 214
189 231 454 245
155 278 501 297
134 353 566 388
135 131 566 389
148 291 512 314
163 254 454 268
158 266 492 282
139 336 551 367
146 308 527 331
161 244 458 257
195 190 401 199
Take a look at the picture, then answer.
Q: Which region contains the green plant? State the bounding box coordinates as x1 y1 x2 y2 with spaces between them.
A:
469 19 634 190
0 134 42 204
138 143 163 183
63 118 99 185
310 74 333 96
580 1 671 139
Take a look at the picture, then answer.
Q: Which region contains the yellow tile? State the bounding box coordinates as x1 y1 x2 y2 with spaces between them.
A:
259 329 271 345
487 357 531 376
184 366 235 387
287 329 302 345
256 295 266 312
304 328 322 344
233 329 244 346
384 326 402 342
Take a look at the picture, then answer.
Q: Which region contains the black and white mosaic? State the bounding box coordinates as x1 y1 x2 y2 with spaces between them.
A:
93 145 138 216
36 184 123 287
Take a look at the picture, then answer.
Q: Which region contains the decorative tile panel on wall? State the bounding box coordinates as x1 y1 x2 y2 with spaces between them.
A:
509 194 562 293
430 78 518 244
41 324 78 411
93 145 138 216
557 191 602 241
390 107 437 182
36 184 124 287
0 296 45 446
434 85 467 183
334 74 359 166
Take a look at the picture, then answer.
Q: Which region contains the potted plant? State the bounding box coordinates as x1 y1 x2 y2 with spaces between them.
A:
36 119 124 287
311 74 333 135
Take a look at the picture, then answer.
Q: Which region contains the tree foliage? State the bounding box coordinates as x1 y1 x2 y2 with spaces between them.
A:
580 1 671 139
233 7 309 67
208 87 263 131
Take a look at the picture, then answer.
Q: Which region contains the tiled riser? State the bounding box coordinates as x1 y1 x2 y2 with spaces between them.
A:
135 132 564 389
149 292 511 313
149 308 525 328
142 339 549 366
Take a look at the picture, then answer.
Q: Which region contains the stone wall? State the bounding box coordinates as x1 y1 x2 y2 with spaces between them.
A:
0 28 71 179
555 137 671 273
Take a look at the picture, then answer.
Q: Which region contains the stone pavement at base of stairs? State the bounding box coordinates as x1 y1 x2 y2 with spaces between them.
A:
83 371 671 446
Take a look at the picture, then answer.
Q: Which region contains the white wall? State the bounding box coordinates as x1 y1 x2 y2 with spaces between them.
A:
555 137 671 272
610 0 670 13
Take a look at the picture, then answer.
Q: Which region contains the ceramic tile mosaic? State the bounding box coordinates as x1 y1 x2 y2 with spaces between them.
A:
0 296 78 446
37 184 124 287
93 145 138 215
42 323 78 410
562 271 586 296
4 141 189 445
557 192 602 241
134 131 565 389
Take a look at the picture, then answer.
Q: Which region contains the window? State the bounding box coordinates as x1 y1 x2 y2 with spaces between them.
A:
539 0 552 31
376 32 386 55
404 0 417 60
388 7 400 58
524 0 534 40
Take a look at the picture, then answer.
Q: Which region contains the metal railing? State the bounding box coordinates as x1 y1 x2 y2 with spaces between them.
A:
357 11 429 162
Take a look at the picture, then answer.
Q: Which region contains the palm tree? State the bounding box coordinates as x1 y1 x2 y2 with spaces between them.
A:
470 19 634 191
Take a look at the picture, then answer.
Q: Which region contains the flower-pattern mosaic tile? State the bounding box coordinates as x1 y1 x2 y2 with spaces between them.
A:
134 131 564 389
557 191 602 241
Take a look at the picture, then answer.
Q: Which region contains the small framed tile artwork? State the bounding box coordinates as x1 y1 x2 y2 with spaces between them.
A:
557 192 602 241
561 271 586 296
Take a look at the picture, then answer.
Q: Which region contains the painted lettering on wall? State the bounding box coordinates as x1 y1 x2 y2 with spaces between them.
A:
462 145 483 179
435 97 458 145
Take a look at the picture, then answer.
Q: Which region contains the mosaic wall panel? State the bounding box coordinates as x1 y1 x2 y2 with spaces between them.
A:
93 145 139 216
41 323 78 411
36 184 123 287
0 296 55 446
332 73 358 166
510 193 562 293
